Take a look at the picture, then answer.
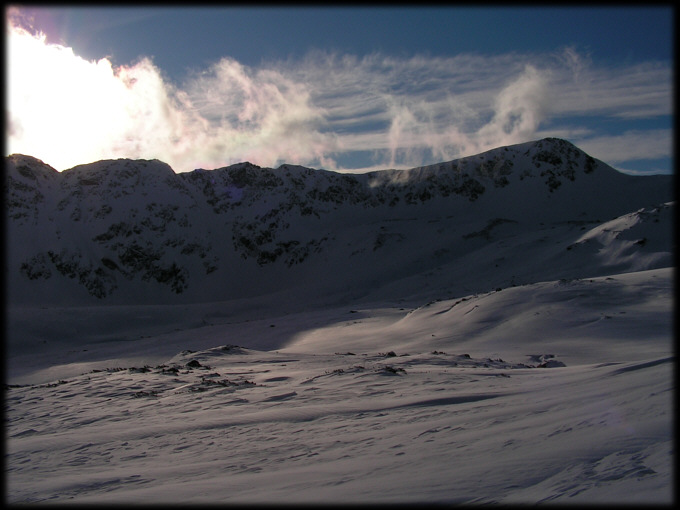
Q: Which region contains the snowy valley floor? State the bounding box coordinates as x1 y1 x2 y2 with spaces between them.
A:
5 268 674 503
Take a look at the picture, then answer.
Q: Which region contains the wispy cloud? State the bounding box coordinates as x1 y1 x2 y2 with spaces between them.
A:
182 57 339 170
6 12 672 174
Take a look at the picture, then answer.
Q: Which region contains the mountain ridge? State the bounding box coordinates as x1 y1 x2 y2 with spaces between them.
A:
5 138 673 307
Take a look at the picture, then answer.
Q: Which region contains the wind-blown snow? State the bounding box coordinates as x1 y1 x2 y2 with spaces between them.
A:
5 138 674 503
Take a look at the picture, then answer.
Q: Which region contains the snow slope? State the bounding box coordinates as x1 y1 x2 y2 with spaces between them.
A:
5 269 673 503
4 138 675 503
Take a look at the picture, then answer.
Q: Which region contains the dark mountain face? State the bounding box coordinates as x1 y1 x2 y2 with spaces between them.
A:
5 138 673 307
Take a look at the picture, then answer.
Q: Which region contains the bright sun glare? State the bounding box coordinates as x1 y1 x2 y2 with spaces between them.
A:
8 24 132 169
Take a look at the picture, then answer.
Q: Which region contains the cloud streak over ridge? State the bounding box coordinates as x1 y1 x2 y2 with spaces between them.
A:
6 14 672 174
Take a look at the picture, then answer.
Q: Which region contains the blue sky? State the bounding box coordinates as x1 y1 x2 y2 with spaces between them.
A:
6 6 674 174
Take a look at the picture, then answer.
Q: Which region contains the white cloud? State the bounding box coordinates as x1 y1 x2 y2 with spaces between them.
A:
5 17 672 174
182 57 339 170
472 64 551 154
274 49 671 170
6 20 338 172
544 50 672 120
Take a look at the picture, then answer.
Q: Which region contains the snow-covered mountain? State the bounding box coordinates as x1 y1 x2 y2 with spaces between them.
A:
5 137 673 307
5 137 675 503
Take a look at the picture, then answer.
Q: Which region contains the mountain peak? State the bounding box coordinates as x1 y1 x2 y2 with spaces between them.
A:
398 136 605 195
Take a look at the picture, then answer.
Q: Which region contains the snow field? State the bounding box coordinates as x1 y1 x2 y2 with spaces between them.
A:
5 268 673 503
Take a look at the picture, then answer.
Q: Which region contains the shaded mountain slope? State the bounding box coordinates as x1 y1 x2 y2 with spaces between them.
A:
5 137 673 307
